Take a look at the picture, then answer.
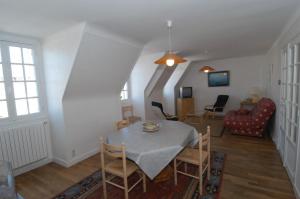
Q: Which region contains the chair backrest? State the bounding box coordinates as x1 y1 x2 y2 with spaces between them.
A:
151 101 167 117
100 138 127 173
213 95 229 112
251 98 276 126
116 119 130 130
122 105 134 119
198 126 211 162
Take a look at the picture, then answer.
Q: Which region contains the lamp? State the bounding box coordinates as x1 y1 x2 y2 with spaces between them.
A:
249 87 262 103
154 21 187 67
199 66 215 73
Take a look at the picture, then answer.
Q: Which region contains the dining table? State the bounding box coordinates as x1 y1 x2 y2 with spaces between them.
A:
107 120 199 180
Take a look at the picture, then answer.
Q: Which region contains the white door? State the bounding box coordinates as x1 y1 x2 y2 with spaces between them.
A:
280 41 300 182
279 48 287 159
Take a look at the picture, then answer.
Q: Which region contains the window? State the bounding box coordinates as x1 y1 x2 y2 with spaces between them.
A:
0 41 41 121
120 82 128 100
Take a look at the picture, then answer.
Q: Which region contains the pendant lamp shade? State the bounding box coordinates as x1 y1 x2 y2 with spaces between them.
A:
154 53 187 66
199 66 215 73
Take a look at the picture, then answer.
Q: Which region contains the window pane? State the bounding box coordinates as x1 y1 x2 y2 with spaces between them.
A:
28 98 40 114
120 91 124 100
9 46 22 64
13 82 26 98
0 64 4 81
0 101 8 118
22 48 34 64
0 49 2 62
293 125 298 143
15 99 28 116
26 82 38 97
24 65 36 80
11 64 24 81
0 83 6 100
120 91 128 100
123 83 128 90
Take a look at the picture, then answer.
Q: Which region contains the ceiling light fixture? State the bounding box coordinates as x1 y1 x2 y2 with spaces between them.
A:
154 20 187 67
199 66 215 73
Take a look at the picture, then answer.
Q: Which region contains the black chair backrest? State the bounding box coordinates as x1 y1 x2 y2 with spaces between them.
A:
214 95 229 112
151 101 167 117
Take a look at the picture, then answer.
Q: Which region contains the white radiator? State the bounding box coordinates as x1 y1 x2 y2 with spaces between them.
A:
0 120 49 169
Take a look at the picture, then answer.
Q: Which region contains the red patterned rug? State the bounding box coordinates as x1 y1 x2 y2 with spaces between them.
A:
53 151 225 199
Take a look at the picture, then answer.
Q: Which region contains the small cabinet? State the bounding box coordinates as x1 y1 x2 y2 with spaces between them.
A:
177 98 194 121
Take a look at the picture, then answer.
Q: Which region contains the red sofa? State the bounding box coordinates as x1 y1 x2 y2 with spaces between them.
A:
224 98 276 137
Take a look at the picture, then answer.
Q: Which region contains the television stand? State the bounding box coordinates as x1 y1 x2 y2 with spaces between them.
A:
177 98 194 121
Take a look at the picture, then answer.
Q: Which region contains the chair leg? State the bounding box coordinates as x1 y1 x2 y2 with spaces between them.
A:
207 159 211 180
124 177 129 199
174 159 177 185
204 111 208 120
102 171 107 199
199 165 203 195
142 173 147 192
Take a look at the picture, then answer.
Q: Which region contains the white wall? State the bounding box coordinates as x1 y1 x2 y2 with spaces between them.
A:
145 66 174 120
43 23 85 165
179 55 267 114
129 52 164 120
62 27 141 165
266 7 300 198
163 61 191 115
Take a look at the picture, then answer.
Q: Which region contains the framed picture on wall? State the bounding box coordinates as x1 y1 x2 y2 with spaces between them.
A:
208 71 230 87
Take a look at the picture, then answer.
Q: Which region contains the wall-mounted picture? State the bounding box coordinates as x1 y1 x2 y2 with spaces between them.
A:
208 71 230 87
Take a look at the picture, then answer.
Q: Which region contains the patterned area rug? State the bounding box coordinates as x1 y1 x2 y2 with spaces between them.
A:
52 151 225 199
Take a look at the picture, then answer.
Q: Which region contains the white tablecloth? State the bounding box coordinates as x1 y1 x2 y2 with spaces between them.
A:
107 120 198 179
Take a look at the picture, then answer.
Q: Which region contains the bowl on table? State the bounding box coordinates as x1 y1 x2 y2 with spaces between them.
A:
142 121 160 133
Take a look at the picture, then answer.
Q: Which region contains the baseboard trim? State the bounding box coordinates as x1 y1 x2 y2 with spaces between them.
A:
272 135 279 150
295 184 300 199
52 157 70 167
53 148 100 168
285 164 300 199
286 165 295 183
69 148 100 166
14 158 52 176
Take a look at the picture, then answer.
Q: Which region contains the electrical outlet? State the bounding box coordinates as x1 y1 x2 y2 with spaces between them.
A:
72 150 76 157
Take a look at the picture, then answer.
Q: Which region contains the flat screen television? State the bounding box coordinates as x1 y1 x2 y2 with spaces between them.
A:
208 71 230 87
179 87 192 98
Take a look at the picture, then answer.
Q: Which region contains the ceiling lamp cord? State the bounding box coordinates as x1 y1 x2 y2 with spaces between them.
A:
167 20 172 53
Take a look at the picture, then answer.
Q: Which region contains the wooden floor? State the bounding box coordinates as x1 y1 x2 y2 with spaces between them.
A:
15 127 296 199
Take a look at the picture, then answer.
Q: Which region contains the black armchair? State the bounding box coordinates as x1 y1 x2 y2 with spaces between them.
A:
151 101 178 121
204 95 229 118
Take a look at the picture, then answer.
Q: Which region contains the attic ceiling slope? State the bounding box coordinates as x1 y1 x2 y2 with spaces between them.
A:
0 0 299 61
63 24 142 99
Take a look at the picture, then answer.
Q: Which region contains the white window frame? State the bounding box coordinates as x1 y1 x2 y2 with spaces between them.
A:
0 33 47 125
120 82 129 101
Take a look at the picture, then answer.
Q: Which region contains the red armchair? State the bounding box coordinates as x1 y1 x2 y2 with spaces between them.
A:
224 98 276 137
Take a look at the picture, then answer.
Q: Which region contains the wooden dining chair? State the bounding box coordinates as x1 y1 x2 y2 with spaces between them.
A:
174 126 211 195
116 119 130 130
122 105 141 124
100 138 146 199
